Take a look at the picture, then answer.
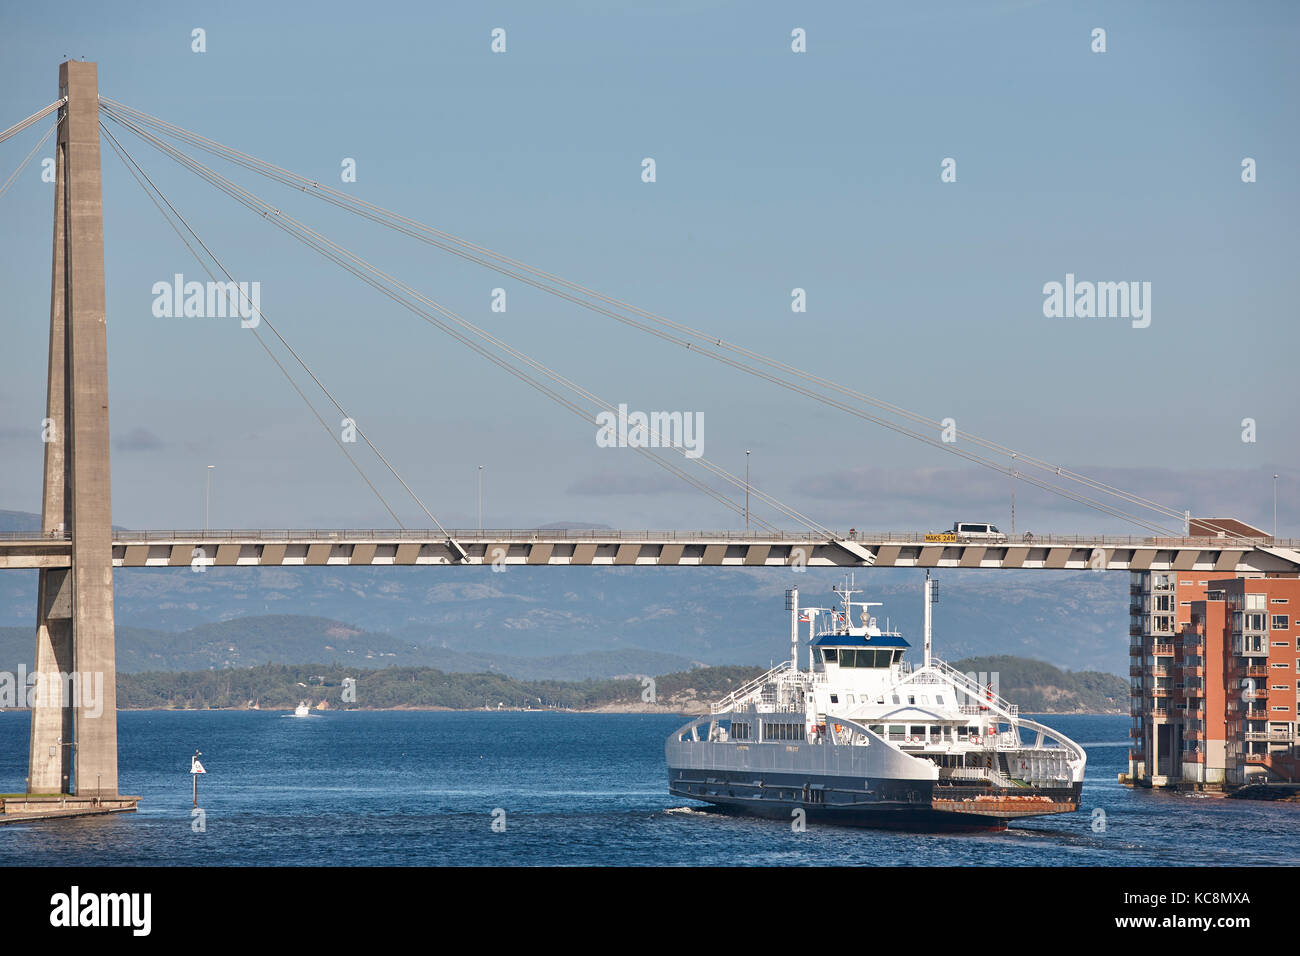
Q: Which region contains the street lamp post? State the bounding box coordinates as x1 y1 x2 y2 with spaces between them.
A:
1275 473 1279 540
204 465 214 531
478 465 484 531
1010 453 1016 536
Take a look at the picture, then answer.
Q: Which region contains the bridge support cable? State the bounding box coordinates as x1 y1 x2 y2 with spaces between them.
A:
103 101 1179 537
100 110 824 537
0 119 59 204
102 112 795 536
100 122 419 536
96 98 1207 536
0 98 65 146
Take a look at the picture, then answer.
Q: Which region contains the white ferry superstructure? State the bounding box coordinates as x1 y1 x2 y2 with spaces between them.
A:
665 574 1086 829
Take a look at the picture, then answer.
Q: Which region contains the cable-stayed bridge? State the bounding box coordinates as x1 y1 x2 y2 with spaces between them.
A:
0 62 1294 807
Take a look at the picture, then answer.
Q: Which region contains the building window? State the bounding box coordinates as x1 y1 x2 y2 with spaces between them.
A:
1245 594 1266 611
1272 615 1289 630
1271 662 1289 669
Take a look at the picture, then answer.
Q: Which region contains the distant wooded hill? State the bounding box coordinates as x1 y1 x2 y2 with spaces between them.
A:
96 655 1126 713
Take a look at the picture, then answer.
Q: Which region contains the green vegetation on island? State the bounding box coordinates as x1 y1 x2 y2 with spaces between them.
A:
106 655 1127 713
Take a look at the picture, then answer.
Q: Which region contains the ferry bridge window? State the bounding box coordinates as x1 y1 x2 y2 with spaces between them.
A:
823 649 838 664
829 694 839 704
892 695 901 704
909 726 925 736
888 725 905 739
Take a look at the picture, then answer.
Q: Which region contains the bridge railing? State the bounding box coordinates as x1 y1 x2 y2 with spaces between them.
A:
2 529 1297 547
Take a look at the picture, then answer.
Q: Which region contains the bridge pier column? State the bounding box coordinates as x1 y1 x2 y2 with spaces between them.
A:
27 60 119 799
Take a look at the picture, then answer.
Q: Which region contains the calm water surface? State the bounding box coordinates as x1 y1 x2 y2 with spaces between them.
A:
1 711 1295 866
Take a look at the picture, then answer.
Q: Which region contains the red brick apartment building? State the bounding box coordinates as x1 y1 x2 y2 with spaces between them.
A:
1128 571 1300 788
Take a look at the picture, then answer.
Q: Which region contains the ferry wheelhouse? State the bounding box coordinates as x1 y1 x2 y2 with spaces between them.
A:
665 575 1086 829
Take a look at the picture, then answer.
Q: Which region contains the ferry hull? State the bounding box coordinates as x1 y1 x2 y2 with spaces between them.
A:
667 766 1082 831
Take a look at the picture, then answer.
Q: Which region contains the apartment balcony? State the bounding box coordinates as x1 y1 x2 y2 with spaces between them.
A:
1150 665 1169 677
1152 688 1171 698
1182 751 1206 763
1245 752 1269 764
1179 664 1205 678
1129 665 1144 677
1243 730 1294 742
1242 665 1269 679
1153 643 1174 656
1129 625 1144 638
1185 728 1206 740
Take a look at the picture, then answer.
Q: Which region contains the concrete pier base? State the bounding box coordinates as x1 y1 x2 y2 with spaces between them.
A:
0 794 139 824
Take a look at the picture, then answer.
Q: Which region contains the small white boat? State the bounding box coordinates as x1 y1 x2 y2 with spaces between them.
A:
293 701 310 718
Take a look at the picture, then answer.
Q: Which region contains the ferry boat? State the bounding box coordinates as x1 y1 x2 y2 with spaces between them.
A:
665 575 1086 830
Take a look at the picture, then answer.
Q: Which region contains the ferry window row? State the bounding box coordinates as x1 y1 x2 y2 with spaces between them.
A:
820 648 902 667
762 722 803 741
729 721 750 740
873 725 976 741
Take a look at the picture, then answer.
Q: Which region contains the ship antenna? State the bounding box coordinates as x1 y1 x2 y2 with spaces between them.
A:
923 571 933 668
785 586 799 672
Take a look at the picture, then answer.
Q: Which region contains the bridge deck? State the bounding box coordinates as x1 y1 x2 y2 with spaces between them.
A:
2 531 1297 573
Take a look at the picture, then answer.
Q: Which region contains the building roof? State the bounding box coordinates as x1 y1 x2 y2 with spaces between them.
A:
1189 517 1270 538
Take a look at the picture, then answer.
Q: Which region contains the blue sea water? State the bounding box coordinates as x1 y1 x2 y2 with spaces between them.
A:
0 711 1296 866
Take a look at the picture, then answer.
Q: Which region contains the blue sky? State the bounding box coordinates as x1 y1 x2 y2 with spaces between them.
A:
0 0 1296 536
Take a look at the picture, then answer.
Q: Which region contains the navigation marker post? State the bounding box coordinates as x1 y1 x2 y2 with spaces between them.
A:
190 750 206 807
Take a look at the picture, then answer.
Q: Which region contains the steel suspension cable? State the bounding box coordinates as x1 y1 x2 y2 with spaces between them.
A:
103 102 1178 535
100 121 413 531
0 119 58 204
0 98 64 145
98 97 1201 533
101 109 798 534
